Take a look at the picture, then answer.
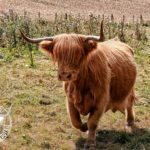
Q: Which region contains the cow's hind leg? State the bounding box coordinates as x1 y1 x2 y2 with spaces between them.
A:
125 90 135 132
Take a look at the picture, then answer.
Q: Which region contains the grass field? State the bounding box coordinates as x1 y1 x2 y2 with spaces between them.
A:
0 29 150 149
0 0 150 149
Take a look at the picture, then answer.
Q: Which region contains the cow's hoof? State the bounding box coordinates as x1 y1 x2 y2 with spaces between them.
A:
125 120 134 133
127 120 134 126
80 122 88 132
84 139 95 149
125 124 138 133
125 125 132 133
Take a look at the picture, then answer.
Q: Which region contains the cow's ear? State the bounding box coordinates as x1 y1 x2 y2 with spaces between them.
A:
84 40 97 55
39 40 54 55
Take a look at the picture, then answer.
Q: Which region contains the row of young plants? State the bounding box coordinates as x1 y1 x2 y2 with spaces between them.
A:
0 10 149 66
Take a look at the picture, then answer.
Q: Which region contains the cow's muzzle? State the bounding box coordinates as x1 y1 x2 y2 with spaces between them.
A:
58 71 78 81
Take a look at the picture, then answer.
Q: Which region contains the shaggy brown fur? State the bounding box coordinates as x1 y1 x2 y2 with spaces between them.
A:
39 34 137 148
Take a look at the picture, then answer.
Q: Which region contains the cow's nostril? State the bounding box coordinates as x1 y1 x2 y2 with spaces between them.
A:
66 73 72 79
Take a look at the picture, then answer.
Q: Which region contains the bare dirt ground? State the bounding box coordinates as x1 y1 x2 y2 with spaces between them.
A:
0 0 150 22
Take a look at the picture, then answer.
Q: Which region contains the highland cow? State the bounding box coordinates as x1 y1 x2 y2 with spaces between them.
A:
20 25 137 148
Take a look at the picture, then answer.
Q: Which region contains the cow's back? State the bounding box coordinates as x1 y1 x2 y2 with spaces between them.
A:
98 40 137 102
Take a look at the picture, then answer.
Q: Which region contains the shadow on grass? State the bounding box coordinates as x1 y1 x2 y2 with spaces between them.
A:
75 126 150 150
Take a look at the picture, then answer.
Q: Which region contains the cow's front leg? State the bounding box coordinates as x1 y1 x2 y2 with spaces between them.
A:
84 110 102 148
84 99 107 148
68 101 88 132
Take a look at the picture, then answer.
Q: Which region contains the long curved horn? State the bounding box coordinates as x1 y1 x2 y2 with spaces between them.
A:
20 30 54 43
85 20 105 42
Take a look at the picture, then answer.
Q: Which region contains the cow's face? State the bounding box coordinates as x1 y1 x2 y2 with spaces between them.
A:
39 34 97 82
57 63 80 81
